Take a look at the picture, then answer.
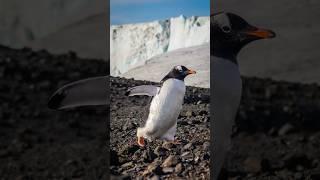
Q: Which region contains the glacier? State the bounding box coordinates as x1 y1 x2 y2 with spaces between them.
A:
123 43 210 88
110 15 209 76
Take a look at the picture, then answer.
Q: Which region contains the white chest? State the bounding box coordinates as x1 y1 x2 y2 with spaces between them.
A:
151 79 185 115
146 79 185 131
212 56 242 98
212 56 242 180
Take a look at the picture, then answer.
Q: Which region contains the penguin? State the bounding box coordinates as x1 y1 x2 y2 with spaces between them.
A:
126 65 196 147
211 12 275 179
47 65 196 148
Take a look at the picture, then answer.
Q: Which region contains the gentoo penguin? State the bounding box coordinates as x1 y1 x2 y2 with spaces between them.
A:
211 12 275 179
48 76 108 110
126 65 196 147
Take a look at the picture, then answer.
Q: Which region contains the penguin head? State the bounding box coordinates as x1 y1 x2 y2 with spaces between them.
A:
211 12 275 60
161 65 196 83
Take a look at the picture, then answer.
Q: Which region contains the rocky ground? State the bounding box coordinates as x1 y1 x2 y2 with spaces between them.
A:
110 77 210 179
1 45 320 179
111 78 320 179
222 77 320 179
0 45 108 179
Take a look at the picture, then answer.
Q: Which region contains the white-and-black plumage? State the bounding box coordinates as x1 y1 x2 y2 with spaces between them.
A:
211 12 275 179
48 76 108 110
126 65 196 146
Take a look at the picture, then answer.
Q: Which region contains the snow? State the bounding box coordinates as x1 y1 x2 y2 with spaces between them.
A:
122 44 210 88
110 15 209 76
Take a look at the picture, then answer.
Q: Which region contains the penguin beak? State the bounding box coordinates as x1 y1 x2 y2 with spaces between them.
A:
244 27 276 39
186 69 196 75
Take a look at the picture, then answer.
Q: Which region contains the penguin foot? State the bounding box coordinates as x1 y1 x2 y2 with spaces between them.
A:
137 136 145 147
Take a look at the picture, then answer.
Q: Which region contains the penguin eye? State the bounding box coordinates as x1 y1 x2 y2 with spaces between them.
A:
222 26 231 33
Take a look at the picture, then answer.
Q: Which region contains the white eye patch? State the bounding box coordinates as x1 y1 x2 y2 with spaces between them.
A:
214 13 231 30
175 65 183 71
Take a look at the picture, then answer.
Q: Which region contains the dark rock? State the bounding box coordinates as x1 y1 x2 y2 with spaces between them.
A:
110 150 120 166
199 110 208 116
261 159 271 171
185 111 194 117
123 120 136 131
162 167 174 173
243 157 262 173
181 151 193 162
202 142 210 151
162 155 179 167
121 145 140 156
162 142 175 149
154 146 168 157
143 148 157 162
144 162 162 176
174 163 184 174
294 173 303 179
310 173 320 179
121 161 134 168
284 153 311 170
182 143 193 150
148 175 159 180
278 123 294 136
0 149 10 158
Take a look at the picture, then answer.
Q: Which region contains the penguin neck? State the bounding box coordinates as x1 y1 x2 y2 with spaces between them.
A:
213 50 239 65
212 42 240 65
160 77 184 85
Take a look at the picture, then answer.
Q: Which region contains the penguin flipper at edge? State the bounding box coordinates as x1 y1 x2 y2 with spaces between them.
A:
125 85 160 97
48 76 108 110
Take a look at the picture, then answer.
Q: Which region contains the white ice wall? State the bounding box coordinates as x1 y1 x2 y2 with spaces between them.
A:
110 15 209 76
168 15 210 51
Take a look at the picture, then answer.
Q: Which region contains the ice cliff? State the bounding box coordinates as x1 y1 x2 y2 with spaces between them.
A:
110 15 209 76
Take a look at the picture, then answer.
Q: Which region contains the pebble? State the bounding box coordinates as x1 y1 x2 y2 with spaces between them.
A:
121 161 133 168
174 163 183 174
162 142 175 149
185 111 194 117
181 152 193 162
183 143 193 150
144 162 162 176
162 167 174 173
149 175 160 180
162 155 179 167
122 120 136 131
121 145 140 155
154 146 168 156
143 148 157 162
202 142 210 151
243 157 262 173
278 123 294 136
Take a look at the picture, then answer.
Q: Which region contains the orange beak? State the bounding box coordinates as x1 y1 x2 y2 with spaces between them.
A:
187 69 196 75
245 28 276 39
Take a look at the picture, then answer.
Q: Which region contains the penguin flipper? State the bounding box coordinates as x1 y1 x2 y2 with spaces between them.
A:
125 85 160 97
48 76 108 110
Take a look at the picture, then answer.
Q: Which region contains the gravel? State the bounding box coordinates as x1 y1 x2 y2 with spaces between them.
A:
1 45 320 179
0 45 108 179
110 76 210 179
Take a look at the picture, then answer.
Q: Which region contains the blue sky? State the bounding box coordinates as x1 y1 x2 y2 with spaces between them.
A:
111 0 210 25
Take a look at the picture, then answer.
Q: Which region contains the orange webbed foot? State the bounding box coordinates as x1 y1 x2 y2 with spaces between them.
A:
137 136 145 147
